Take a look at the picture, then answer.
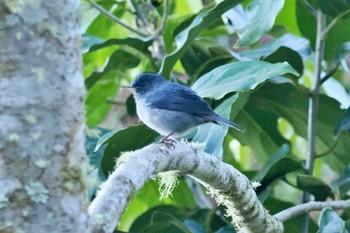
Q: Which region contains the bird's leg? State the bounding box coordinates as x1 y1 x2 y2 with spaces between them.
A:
159 132 176 148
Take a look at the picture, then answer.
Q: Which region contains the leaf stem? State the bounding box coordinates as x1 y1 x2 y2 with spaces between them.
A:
86 0 148 37
302 9 326 233
320 62 340 84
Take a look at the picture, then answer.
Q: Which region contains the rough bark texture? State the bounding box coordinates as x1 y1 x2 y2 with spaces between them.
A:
0 1 89 232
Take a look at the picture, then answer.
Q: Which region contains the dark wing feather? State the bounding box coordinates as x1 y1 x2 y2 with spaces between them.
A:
145 82 214 117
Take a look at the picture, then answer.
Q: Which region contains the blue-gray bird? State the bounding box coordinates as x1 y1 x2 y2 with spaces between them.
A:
124 73 245 139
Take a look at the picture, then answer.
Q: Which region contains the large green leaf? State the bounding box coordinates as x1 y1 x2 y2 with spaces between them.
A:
318 0 350 18
180 40 233 80
100 124 158 176
263 46 304 76
335 107 350 135
296 0 350 62
247 82 350 173
87 37 153 54
239 33 310 60
297 175 334 201
129 206 194 233
190 95 239 159
85 49 140 89
85 127 110 199
253 145 302 187
317 208 347 233
236 0 284 47
159 0 244 78
264 197 318 233
331 164 350 198
192 61 299 99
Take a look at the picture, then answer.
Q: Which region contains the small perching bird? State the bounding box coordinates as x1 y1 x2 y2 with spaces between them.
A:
123 73 245 140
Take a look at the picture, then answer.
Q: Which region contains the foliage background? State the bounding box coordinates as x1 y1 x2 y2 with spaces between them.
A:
82 0 350 232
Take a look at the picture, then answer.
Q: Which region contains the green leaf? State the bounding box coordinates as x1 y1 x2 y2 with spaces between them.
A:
230 92 289 161
180 40 233 80
190 95 239 159
335 107 350 135
192 61 299 99
87 37 153 54
264 197 319 233
82 34 105 52
85 127 110 199
336 42 350 62
239 33 310 60
214 226 237 233
331 164 350 198
247 82 350 173
263 46 304 76
85 49 140 89
94 129 117 152
85 71 119 126
236 0 284 47
297 175 334 201
317 208 347 233
318 0 350 18
253 144 289 181
130 206 194 233
100 124 158 176
296 0 350 62
190 209 231 232
159 0 244 78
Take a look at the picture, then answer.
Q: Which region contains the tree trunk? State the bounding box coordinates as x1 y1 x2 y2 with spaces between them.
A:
0 1 88 232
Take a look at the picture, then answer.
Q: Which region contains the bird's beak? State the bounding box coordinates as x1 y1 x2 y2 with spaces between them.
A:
121 85 135 93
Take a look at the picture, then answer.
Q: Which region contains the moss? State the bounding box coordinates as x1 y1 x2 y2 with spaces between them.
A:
60 165 85 193
24 115 37 124
157 171 180 200
25 182 49 204
0 195 9 209
34 159 51 168
8 134 19 142
3 0 24 13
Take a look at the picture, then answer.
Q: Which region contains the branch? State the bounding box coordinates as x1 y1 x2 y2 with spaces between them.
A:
88 141 283 233
86 0 148 37
153 0 169 37
274 200 350 222
322 8 350 38
303 9 326 232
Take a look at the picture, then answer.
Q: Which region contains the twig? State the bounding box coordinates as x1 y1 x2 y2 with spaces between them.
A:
303 9 326 233
274 200 350 222
86 0 148 37
322 8 350 38
320 62 340 84
153 0 169 37
303 0 316 16
128 0 152 29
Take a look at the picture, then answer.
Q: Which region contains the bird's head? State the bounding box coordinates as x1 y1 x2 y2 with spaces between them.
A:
123 73 166 96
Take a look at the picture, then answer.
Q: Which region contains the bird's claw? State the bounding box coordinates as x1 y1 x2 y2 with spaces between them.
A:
159 137 177 149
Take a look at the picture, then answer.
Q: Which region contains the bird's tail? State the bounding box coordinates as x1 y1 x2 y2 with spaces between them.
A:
214 115 246 132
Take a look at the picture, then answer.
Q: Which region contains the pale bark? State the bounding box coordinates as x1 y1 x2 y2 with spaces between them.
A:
0 1 89 232
88 141 284 233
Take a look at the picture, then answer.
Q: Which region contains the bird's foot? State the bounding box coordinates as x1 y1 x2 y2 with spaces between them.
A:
159 137 177 149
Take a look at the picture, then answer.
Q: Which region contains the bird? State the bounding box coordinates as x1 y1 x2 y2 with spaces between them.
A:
123 73 245 141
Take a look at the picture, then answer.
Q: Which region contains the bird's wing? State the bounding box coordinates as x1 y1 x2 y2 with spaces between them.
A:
146 83 214 117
